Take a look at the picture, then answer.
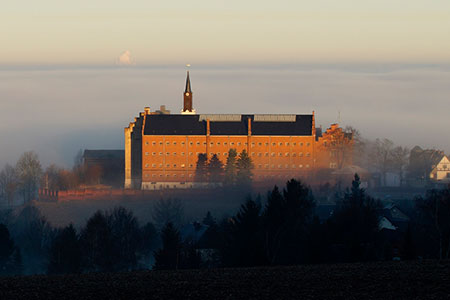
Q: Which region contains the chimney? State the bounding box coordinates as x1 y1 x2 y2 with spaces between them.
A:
144 107 151 115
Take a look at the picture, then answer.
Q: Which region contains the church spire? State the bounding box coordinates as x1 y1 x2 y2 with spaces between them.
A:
185 71 192 94
182 70 195 114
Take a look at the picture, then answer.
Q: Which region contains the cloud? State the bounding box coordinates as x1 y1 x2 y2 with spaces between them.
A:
117 50 135 66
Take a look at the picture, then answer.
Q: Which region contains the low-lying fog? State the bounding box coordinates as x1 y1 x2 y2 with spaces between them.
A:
1 64 449 168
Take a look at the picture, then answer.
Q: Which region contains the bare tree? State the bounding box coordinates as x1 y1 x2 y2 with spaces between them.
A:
326 126 354 169
370 139 394 186
152 198 184 229
16 151 43 203
0 164 18 207
391 146 409 186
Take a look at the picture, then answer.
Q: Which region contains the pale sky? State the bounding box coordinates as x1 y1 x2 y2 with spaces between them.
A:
1 0 450 65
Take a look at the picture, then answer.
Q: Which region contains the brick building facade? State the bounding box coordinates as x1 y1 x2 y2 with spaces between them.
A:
125 72 352 190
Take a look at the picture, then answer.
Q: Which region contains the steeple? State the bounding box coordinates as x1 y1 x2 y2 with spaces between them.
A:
182 70 195 114
185 71 192 94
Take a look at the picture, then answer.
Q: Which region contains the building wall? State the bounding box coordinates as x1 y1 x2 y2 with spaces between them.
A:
430 156 450 182
141 134 319 188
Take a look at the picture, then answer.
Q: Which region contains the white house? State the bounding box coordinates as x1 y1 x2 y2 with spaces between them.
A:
430 155 450 182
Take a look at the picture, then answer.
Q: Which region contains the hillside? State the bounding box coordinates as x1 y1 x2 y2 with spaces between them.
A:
1 261 449 299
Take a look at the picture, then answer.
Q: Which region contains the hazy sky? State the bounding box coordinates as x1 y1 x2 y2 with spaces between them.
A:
1 1 450 64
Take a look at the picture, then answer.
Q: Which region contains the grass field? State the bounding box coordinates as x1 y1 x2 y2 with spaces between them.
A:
1 261 449 299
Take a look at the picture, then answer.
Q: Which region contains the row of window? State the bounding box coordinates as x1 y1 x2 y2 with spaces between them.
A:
145 141 311 147
144 152 311 157
144 173 310 179
144 163 310 169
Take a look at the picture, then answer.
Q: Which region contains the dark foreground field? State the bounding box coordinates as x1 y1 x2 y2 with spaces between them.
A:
1 261 449 300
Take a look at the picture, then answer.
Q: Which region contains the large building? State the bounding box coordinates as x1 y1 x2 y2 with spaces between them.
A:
125 72 352 190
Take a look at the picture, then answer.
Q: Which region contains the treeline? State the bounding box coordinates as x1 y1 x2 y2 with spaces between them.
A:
1 176 450 276
0 150 115 206
195 149 254 187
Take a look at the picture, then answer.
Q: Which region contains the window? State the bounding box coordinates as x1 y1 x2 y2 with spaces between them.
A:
230 142 234 145
292 153 296 157
196 142 200 145
286 143 289 146
278 164 282 169
299 152 303 157
152 142 156 145
159 152 163 156
292 164 296 168
152 164 156 167
181 164 185 168
299 142 303 146
173 152 177 156
258 142 262 146
251 152 255 156
265 164 269 168
189 164 193 168
145 174 149 177
217 142 221 145
159 174 163 177
285 152 289 157
271 152 275 157
189 152 193 156
190 142 193 146
285 164 289 168
145 152 149 156
258 153 262 157
166 152 170 156
145 163 149 167
173 164 177 167
292 143 296 146
210 142 214 146
159 142 163 145
237 142 241 146
181 142 185 145
265 152 269 157
189 174 193 178
330 163 338 169
224 152 228 156
224 142 227 145
306 142 310 147
159 164 163 167
265 142 269 146
166 142 170 145
278 153 282 157
306 164 310 168
145 141 149 145
258 164 262 168
152 152 156 156
152 174 156 177
166 164 170 168
203 142 206 145
181 152 185 156
272 142 276 146
306 153 310 157
299 164 303 168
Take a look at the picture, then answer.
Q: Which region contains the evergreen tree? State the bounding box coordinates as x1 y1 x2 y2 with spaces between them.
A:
0 223 15 274
224 149 238 186
153 222 183 270
202 211 216 226
107 207 141 271
236 150 254 188
222 196 266 267
331 174 381 262
208 154 224 183
47 224 81 274
402 224 416 260
263 179 315 264
195 153 208 182
80 210 114 272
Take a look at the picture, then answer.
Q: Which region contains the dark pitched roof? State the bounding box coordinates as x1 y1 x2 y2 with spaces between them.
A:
185 71 192 93
143 114 313 136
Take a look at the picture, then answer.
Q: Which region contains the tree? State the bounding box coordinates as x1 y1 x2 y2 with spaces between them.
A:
222 196 266 267
0 164 18 207
107 207 141 271
208 154 224 183
0 223 15 274
331 174 381 261
16 151 43 202
391 146 409 186
263 179 315 264
236 150 254 188
12 205 55 274
152 198 184 229
327 126 354 169
416 186 450 260
80 210 114 272
153 222 183 270
202 211 216 226
224 149 238 186
47 224 81 274
139 222 158 265
195 153 208 182
370 139 394 186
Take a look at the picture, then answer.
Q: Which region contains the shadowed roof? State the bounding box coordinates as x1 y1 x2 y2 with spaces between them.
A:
143 114 313 136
